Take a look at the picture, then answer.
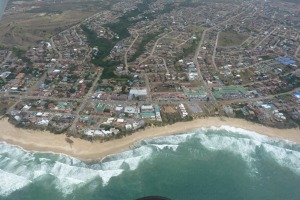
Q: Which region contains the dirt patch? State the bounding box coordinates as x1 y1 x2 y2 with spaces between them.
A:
162 105 176 113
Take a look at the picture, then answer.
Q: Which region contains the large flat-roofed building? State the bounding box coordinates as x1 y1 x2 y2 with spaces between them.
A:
129 88 147 96
141 112 156 119
140 104 156 120
129 88 148 100
141 105 154 113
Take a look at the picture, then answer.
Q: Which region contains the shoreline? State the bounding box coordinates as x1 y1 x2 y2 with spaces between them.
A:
0 117 299 161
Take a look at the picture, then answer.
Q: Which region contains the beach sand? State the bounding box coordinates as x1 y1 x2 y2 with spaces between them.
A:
0 117 299 160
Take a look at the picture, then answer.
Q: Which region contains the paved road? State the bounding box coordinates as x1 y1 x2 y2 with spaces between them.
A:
1 93 81 102
50 37 62 59
69 70 102 134
220 88 299 104
295 44 300 60
138 30 173 65
150 31 171 56
212 31 219 71
125 30 139 74
1 51 12 66
144 74 152 103
254 27 277 49
193 28 217 105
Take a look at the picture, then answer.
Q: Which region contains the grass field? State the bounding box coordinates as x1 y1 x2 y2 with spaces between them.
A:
188 25 206 34
0 10 96 49
218 31 248 47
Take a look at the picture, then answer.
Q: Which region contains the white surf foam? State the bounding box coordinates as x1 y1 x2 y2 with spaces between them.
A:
195 133 258 164
262 143 300 175
51 161 99 195
97 169 124 186
193 126 300 175
2 126 299 197
123 156 143 170
100 146 153 171
51 161 125 194
0 169 31 196
101 159 125 170
201 125 268 141
0 140 157 197
152 144 179 151
145 133 192 145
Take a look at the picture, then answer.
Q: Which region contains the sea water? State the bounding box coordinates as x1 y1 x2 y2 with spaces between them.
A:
1 126 300 200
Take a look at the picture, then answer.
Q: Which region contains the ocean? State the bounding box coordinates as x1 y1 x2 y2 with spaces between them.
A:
1 126 300 200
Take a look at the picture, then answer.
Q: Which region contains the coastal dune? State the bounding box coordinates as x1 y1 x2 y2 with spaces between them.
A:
0 117 299 160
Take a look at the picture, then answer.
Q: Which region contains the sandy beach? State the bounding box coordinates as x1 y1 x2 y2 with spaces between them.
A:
0 117 299 160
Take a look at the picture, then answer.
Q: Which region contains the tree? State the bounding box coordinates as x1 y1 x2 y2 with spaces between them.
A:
86 82 93 88
69 88 76 93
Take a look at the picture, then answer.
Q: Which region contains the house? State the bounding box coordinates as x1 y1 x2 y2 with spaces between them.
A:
115 105 124 112
125 124 133 130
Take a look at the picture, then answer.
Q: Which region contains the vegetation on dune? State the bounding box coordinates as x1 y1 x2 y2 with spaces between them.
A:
12 47 32 66
81 25 114 61
129 31 163 62
81 25 119 79
173 38 200 64
81 0 179 79
81 0 157 79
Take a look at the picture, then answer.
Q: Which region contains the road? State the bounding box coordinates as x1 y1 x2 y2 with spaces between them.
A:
192 8 250 106
144 74 152 103
63 34 70 45
162 58 169 74
1 51 12 66
1 93 81 102
138 30 174 65
295 44 300 60
124 30 139 74
254 27 277 49
212 31 219 71
26 37 62 95
150 31 171 56
69 70 102 134
220 88 299 104
176 37 192 48
50 37 63 59
193 28 217 105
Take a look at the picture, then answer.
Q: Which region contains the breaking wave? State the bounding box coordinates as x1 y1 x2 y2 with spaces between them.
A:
1 125 300 197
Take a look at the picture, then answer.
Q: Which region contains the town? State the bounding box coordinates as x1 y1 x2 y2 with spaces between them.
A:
0 0 299 141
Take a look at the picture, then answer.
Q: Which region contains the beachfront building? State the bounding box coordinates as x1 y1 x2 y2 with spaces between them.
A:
178 104 188 118
155 105 162 121
140 104 156 120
